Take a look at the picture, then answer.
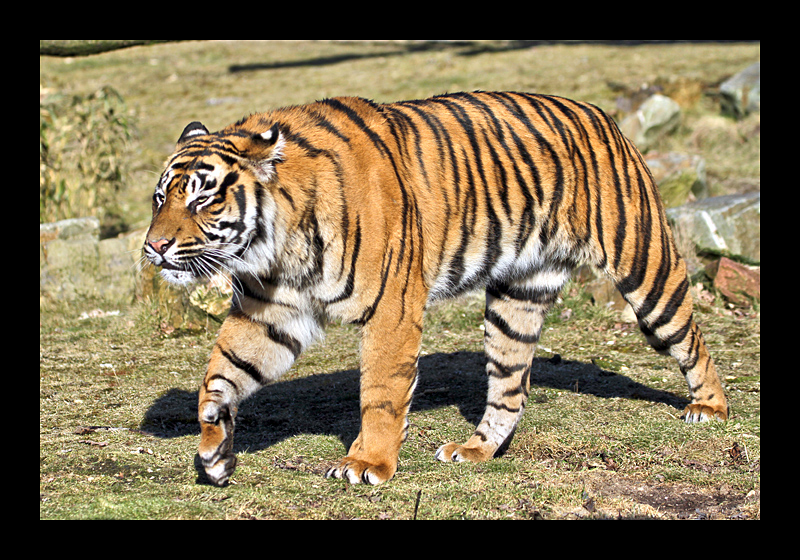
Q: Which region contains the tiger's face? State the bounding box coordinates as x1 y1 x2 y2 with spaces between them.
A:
144 122 284 286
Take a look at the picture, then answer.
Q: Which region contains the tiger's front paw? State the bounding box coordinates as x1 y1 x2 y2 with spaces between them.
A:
325 456 396 485
682 402 729 423
198 402 237 486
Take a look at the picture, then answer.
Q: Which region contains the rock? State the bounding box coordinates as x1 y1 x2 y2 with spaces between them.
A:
577 191 760 315
189 275 234 322
39 216 99 244
40 217 150 305
666 192 760 263
98 228 147 303
40 217 102 302
584 274 628 312
576 265 637 322
620 93 681 152
720 62 760 119
645 152 709 207
705 257 760 306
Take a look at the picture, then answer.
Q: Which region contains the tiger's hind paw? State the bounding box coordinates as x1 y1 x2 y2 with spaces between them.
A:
434 442 494 463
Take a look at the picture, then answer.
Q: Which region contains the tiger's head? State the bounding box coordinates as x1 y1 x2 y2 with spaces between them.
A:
144 121 286 286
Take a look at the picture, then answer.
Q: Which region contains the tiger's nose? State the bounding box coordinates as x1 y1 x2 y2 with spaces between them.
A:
148 237 174 255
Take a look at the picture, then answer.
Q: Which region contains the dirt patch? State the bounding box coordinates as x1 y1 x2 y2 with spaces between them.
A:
583 471 758 519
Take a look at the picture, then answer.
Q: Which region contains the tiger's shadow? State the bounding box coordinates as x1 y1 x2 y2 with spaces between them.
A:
141 351 689 458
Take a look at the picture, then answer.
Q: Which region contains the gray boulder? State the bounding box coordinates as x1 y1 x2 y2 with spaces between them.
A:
666 191 760 262
620 93 681 152
720 62 760 118
40 216 146 305
645 152 709 207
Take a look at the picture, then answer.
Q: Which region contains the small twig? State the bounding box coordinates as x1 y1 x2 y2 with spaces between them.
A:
413 490 422 520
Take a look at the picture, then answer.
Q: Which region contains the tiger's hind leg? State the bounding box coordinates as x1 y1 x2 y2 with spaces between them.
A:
436 269 568 463
617 261 728 422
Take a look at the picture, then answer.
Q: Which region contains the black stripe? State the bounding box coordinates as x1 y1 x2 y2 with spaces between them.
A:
219 346 263 383
432 95 494 197
541 98 607 268
659 317 692 351
487 400 521 414
484 308 539 344
217 171 239 196
646 277 690 332
264 323 303 359
358 247 394 325
486 94 565 247
298 106 351 144
487 280 563 305
534 96 595 249
282 128 330 159
320 98 390 158
619 167 664 299
399 102 457 276
486 357 530 378
204 372 237 392
680 327 700 372
491 94 549 250
444 145 478 291
384 106 432 191
175 141 240 167
323 219 361 304
589 106 628 274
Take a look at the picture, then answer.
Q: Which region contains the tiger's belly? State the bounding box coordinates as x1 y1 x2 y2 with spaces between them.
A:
425 233 575 302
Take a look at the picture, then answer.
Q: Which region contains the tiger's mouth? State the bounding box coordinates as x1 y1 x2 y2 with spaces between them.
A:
148 253 202 285
159 266 199 287
158 260 184 271
145 241 240 288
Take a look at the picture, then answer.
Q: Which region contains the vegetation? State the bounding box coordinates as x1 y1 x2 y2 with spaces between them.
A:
40 85 135 236
40 287 759 519
40 41 760 519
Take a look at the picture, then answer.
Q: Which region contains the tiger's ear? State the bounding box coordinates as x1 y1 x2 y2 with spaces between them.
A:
177 121 210 147
249 124 284 159
243 123 285 183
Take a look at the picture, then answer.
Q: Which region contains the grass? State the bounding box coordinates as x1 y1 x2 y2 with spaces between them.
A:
40 41 760 519
40 286 760 520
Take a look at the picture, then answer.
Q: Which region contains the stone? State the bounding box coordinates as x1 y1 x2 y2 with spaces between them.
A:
40 217 152 306
620 93 681 152
720 62 760 118
40 217 101 302
645 152 709 207
576 265 637 322
666 192 760 262
189 275 234 322
136 253 226 330
705 257 760 306
97 228 147 303
40 216 231 326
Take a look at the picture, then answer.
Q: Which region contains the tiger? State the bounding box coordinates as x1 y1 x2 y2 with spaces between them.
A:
144 91 728 487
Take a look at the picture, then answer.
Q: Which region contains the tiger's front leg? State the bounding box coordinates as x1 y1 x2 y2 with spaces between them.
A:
325 298 424 485
197 307 320 486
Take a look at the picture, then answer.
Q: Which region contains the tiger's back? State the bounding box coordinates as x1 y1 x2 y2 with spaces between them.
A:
144 91 728 486
381 92 659 299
